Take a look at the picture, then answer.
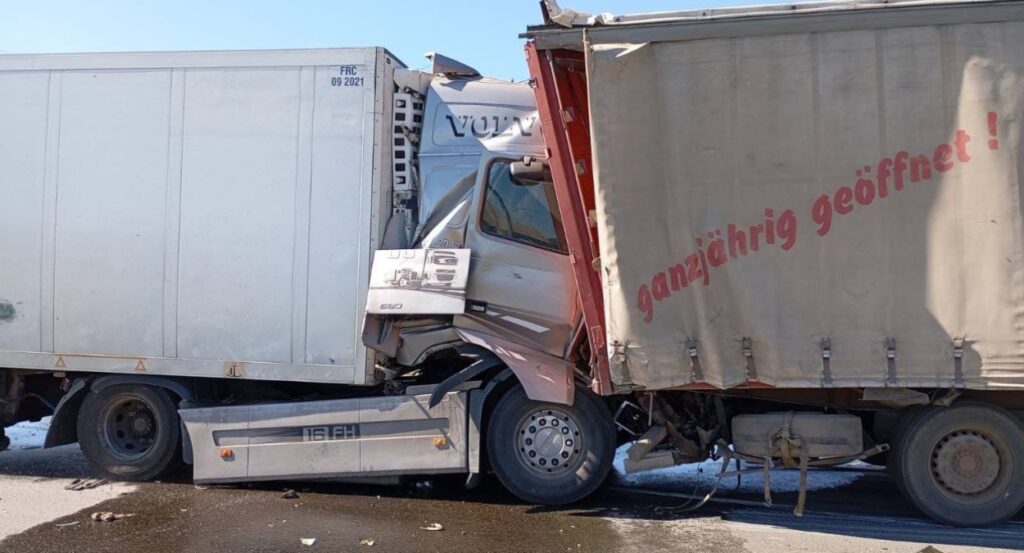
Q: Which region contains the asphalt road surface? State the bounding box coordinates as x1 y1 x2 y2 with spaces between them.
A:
1 442 1022 553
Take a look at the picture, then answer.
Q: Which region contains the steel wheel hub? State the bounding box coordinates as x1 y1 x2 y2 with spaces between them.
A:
103 398 157 461
932 431 1001 495
515 409 583 475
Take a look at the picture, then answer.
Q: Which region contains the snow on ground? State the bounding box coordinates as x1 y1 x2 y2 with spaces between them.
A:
612 445 864 494
5 416 50 451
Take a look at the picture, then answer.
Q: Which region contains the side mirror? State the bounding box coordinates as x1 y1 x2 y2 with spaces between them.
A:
510 157 552 184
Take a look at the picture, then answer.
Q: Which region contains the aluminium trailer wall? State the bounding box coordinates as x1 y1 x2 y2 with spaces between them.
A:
558 1 1024 390
0 48 399 385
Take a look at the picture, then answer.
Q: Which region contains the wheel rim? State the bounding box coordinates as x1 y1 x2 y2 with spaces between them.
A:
930 427 1012 504
100 395 158 462
514 408 584 476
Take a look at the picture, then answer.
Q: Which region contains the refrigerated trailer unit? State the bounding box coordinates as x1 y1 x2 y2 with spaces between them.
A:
0 47 399 386
3 0 1024 528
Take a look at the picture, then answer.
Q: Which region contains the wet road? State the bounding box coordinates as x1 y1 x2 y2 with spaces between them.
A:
1 445 1022 553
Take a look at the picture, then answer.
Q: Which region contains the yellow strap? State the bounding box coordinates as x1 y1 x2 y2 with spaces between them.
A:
794 448 809 517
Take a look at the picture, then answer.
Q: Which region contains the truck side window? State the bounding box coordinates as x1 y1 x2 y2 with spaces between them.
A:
480 160 567 254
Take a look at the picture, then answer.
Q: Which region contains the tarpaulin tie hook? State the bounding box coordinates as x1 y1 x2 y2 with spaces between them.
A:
819 337 833 387
953 337 965 387
686 338 704 382
885 337 898 386
741 337 757 382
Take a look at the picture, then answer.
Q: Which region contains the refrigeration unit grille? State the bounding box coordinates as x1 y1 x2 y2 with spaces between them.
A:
392 92 424 217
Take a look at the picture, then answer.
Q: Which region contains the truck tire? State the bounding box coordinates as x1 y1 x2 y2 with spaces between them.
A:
77 384 183 481
887 406 938 494
486 385 615 505
894 402 1024 526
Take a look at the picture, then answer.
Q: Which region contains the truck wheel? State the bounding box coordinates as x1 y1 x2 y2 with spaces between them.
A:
887 406 937 492
77 384 182 481
486 385 615 505
894 402 1024 526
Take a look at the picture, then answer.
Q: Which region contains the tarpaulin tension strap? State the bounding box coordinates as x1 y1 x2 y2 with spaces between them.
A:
885 337 898 386
820 337 832 386
742 337 757 382
953 337 965 387
687 338 704 382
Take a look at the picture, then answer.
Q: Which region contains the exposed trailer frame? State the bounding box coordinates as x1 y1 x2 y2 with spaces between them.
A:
524 43 612 395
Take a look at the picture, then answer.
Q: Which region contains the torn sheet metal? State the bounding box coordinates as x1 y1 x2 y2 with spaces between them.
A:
541 0 614 28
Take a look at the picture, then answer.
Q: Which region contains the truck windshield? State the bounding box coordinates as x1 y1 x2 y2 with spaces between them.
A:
480 160 567 253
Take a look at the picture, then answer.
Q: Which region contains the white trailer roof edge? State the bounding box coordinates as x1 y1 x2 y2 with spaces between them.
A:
0 47 407 71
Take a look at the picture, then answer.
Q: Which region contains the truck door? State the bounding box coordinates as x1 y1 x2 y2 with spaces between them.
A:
458 156 579 358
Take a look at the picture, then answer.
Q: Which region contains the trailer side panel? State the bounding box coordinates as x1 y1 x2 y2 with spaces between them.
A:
585 17 1024 390
0 48 397 385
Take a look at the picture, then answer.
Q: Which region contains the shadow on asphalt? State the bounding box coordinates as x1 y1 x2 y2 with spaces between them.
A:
0 443 194 482
529 471 1024 550
0 445 97 479
229 467 1024 550
3 445 1023 550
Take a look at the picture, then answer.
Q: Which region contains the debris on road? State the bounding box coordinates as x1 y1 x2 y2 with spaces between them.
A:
90 512 134 523
65 478 108 491
281 489 300 499
359 538 375 546
419 523 444 531
300 538 317 546
54 521 79 528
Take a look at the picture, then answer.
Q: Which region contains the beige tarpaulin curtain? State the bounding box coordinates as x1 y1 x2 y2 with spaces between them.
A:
586 22 1024 390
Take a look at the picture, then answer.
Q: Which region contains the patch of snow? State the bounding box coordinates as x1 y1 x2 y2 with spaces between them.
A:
612 445 862 494
604 513 730 553
5 416 51 451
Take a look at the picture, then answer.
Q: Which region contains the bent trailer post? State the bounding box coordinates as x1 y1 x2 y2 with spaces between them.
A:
524 42 612 395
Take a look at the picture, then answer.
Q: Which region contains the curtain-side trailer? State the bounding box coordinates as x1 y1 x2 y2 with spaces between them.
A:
525 0 1024 526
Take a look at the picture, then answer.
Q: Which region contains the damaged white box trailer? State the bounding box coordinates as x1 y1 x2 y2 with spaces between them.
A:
0 47 396 385
4 0 1024 529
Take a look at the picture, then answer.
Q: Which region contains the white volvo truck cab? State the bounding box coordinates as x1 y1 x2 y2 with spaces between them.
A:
179 56 613 505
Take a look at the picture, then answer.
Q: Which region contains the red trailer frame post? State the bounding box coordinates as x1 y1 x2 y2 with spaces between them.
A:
525 42 612 395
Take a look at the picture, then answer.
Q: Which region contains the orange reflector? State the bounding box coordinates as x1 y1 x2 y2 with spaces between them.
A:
219 448 234 458
433 437 448 448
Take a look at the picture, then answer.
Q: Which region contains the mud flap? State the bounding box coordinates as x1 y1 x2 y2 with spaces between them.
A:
44 377 91 448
